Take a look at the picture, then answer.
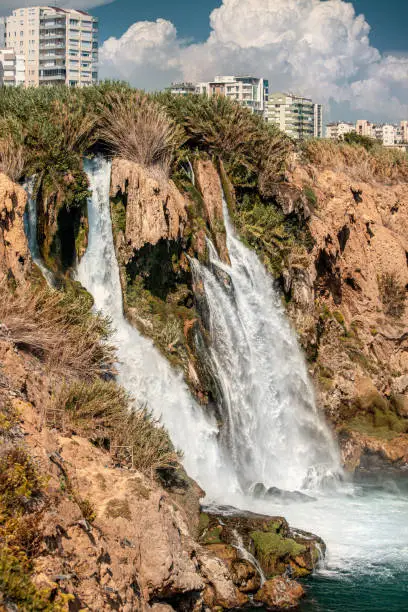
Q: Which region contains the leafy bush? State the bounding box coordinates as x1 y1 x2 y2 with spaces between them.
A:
0 547 71 611
378 272 407 318
343 132 375 150
157 92 291 187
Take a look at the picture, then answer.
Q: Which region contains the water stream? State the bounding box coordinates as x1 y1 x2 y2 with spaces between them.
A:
28 156 408 610
23 178 55 286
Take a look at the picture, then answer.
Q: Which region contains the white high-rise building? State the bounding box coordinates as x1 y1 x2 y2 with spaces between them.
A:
0 18 6 48
196 76 269 115
266 92 323 139
326 122 355 139
0 49 25 86
5 6 98 87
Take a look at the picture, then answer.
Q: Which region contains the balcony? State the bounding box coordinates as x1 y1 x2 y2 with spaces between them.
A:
40 42 65 50
40 32 66 39
40 20 65 29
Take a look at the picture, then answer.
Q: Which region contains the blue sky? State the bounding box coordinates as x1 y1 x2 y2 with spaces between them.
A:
93 0 408 54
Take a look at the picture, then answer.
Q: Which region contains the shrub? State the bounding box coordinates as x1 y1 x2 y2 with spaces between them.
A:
158 92 291 185
343 132 375 150
0 445 43 517
0 132 26 181
99 90 184 177
57 379 180 473
302 139 408 183
0 547 71 611
0 279 114 380
378 272 407 318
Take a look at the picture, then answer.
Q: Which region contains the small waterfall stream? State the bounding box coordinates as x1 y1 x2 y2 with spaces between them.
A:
23 178 55 286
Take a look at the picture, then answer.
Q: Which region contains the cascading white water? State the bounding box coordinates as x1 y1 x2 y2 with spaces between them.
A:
23 178 55 286
190 199 341 493
77 157 239 497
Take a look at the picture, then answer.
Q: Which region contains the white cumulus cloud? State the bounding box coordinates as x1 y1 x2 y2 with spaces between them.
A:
0 0 114 17
99 19 183 90
101 0 408 121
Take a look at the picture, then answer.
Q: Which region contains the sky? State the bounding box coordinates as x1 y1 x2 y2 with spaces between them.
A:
2 0 408 122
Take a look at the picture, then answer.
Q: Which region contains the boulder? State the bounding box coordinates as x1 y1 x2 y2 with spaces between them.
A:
199 507 324 580
194 159 230 263
254 576 305 609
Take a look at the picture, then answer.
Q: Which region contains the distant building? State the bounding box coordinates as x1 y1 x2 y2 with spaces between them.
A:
356 120 374 138
327 119 408 148
0 18 6 49
168 82 196 96
0 49 25 87
196 75 269 115
5 6 98 87
326 122 355 139
400 121 408 143
314 104 323 139
266 92 323 139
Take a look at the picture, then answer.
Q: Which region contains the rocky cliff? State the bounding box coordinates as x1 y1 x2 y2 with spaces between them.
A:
0 173 30 282
109 152 408 475
284 157 408 471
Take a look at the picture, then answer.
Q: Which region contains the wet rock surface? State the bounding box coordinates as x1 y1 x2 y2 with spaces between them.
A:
254 576 305 609
199 506 324 582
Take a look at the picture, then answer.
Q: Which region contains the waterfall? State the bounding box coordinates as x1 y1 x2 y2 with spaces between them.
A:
23 178 55 286
231 528 266 585
77 157 239 497
190 198 341 493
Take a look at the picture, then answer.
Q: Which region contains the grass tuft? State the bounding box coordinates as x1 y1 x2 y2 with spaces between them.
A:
99 90 184 178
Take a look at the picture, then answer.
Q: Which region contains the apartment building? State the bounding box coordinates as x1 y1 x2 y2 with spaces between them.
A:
400 121 408 143
266 92 323 139
356 120 374 138
0 18 6 48
326 122 355 139
5 6 98 87
327 120 408 147
0 49 25 86
196 75 269 115
168 82 196 96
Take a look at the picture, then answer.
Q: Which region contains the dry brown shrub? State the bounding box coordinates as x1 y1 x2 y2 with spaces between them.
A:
0 279 114 380
57 379 180 473
99 91 184 178
303 139 408 183
378 272 407 318
0 134 26 181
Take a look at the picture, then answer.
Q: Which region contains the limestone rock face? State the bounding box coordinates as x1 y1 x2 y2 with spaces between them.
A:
254 576 305 609
194 159 230 263
0 172 30 281
110 158 188 252
284 163 408 469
